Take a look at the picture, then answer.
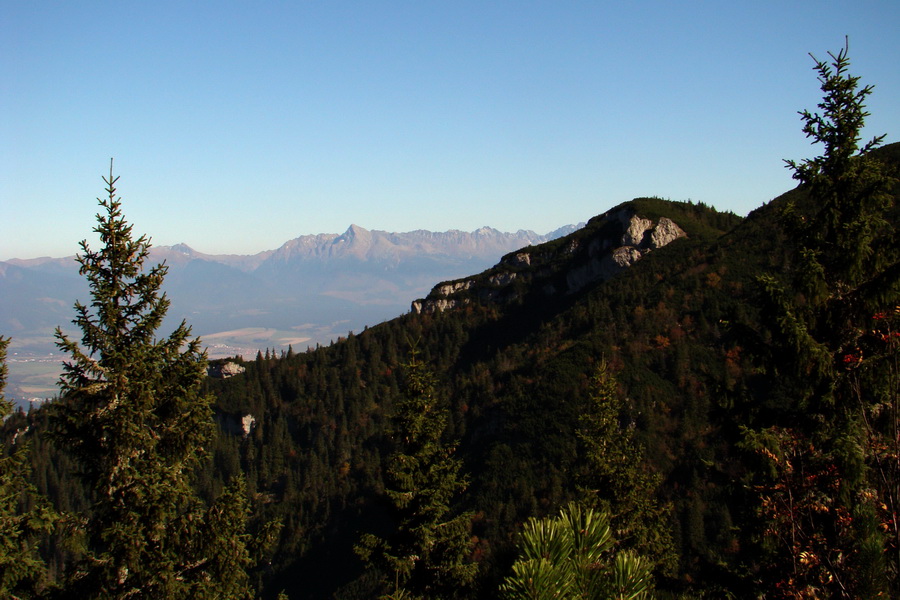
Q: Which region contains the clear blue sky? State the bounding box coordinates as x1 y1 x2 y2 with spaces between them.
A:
2 1 898 260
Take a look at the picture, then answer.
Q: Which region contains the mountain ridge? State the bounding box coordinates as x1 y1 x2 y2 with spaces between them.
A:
0 221 582 403
411 203 692 314
6 223 582 269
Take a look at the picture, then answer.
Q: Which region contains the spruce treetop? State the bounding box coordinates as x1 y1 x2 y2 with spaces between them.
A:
782 38 895 300
58 161 178 380
785 38 885 181
49 163 255 599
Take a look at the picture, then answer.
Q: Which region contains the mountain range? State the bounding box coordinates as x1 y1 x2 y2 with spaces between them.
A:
0 222 580 403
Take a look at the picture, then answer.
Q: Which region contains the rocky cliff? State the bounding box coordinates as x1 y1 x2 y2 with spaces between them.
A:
411 204 686 314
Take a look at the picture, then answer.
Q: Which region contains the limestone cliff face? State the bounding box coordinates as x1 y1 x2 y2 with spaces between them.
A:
411 205 686 315
207 361 247 378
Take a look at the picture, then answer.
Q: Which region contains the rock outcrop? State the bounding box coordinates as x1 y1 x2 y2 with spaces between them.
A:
411 205 686 315
241 414 256 437
215 411 257 438
207 361 246 379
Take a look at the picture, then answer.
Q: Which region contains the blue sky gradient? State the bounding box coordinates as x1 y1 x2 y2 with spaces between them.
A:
2 1 898 259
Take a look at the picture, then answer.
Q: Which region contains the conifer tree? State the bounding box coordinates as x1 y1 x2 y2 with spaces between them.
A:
357 350 476 599
500 502 654 600
0 336 57 598
49 163 255 599
576 360 676 575
775 38 896 371
747 40 899 596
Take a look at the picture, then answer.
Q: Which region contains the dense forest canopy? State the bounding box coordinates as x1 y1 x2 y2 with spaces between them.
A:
2 44 898 599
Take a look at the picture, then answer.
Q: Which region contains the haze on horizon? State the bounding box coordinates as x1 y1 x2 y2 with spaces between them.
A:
2 1 898 261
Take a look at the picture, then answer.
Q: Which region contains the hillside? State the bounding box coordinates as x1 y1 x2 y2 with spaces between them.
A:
192 141 897 598
198 195 752 597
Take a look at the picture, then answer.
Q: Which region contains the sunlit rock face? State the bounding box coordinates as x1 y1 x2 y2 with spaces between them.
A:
208 361 246 378
412 207 687 315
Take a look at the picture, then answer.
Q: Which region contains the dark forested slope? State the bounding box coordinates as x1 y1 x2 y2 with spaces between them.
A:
198 141 899 598
200 189 793 596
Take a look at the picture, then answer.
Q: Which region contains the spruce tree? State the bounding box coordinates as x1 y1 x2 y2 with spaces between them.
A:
356 350 476 599
746 40 899 596
576 360 675 575
778 38 896 364
0 337 57 598
50 163 255 599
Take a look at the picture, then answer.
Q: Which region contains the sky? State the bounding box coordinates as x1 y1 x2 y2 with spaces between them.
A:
2 1 899 260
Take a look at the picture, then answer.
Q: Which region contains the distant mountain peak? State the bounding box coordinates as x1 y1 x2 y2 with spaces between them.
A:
338 224 373 243
343 224 368 236
148 243 204 266
170 243 195 255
